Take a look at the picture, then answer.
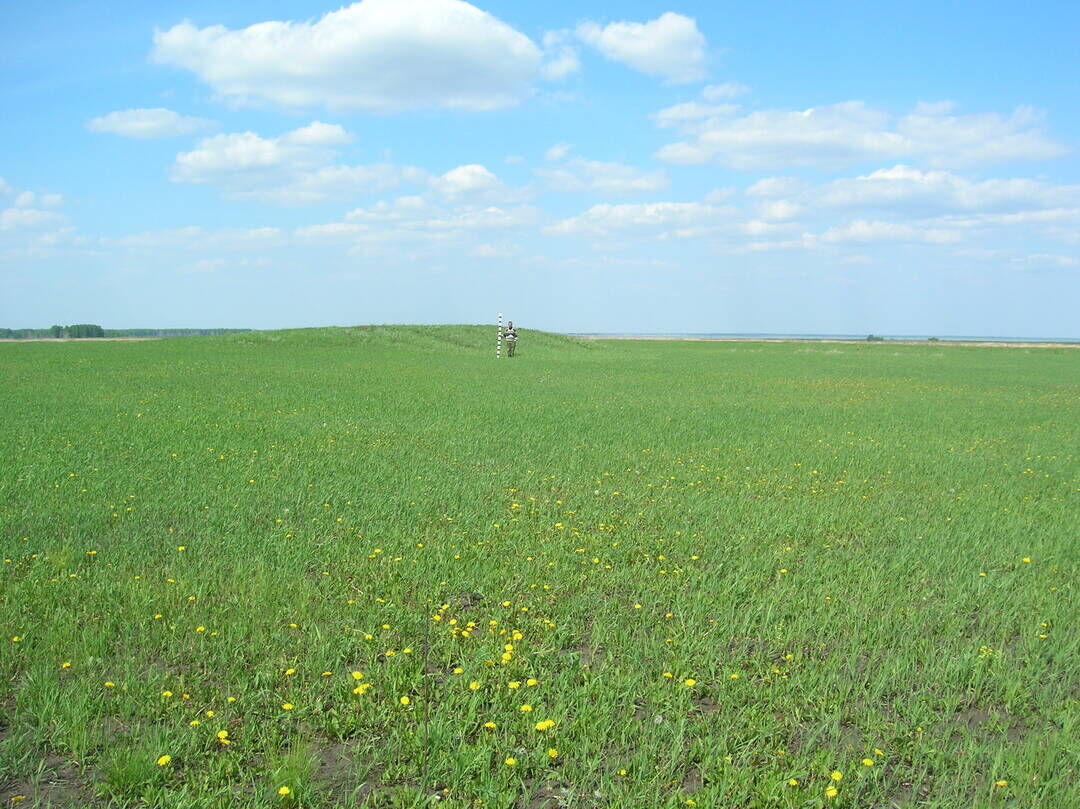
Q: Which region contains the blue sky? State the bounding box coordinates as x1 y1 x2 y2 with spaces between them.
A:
2 0 1078 336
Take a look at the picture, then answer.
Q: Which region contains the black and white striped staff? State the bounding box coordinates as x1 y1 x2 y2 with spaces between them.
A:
497 312 503 358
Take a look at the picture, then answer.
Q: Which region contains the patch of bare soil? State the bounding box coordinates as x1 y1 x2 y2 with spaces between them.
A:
0 757 101 808
517 779 573 809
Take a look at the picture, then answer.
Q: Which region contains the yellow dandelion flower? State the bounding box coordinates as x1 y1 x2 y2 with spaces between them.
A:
682 678 696 687
351 671 364 680
399 696 410 706
874 748 884 757
995 780 1008 787
825 786 838 798
227 696 236 703
508 681 521 689
281 703 294 711
61 662 71 669
104 681 115 688
216 730 228 740
278 786 291 796
831 771 843 781
548 748 558 759
484 721 496 729
1022 558 1031 564
156 755 172 766
862 758 874 766
520 704 533 712
469 681 481 690
161 690 173 698
189 719 200 726
285 668 295 676
534 719 556 731
787 778 798 786
662 672 673 678
452 667 464 675
526 678 538 686
504 757 516 767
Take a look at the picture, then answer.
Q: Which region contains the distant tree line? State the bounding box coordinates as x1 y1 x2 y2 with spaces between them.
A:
0 326 251 339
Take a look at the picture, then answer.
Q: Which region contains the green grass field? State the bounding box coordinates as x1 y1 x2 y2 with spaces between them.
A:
1 327 1077 808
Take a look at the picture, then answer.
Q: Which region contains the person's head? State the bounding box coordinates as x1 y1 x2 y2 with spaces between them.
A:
507 321 513 327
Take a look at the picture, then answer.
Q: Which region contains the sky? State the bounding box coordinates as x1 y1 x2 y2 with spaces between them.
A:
1 0 1078 336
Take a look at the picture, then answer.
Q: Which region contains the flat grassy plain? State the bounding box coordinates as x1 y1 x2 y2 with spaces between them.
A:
1 326 1077 809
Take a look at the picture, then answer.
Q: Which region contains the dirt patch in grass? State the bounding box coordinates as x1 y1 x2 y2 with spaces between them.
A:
680 765 704 793
0 757 101 808
937 705 1032 743
517 779 572 809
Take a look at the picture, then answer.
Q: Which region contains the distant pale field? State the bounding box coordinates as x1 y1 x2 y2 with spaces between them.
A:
1 326 1076 809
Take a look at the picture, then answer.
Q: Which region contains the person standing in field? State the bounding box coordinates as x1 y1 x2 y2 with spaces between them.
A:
502 321 518 357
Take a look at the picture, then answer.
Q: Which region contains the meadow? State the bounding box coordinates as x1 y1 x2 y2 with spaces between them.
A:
1 326 1076 809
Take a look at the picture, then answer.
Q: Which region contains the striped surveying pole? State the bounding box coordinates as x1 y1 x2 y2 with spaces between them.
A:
496 313 503 358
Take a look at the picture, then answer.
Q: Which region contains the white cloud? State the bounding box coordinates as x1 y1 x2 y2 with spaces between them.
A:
433 164 500 197
103 226 283 250
13 190 63 208
87 108 215 139
1011 253 1078 268
703 82 748 100
540 30 580 80
652 101 739 129
576 12 707 84
745 177 811 198
151 0 548 112
177 256 272 273
278 121 352 146
295 223 369 240
341 197 535 233
0 208 65 231
820 220 961 244
898 102 1069 167
545 142 573 161
758 200 802 221
547 201 730 236
345 196 430 223
536 158 668 194
470 242 518 258
815 165 1080 213
748 166 1080 223
655 101 1070 170
171 122 425 202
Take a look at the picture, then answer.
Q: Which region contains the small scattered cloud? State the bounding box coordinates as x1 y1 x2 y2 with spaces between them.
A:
703 82 748 100
547 201 730 236
545 142 573 161
1010 253 1077 268
0 207 65 231
655 100 1069 170
536 157 668 194
820 219 961 244
87 108 215 139
745 166 1080 223
576 12 707 84
171 122 427 203
151 0 552 112
540 30 581 80
470 242 518 258
433 164 500 197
